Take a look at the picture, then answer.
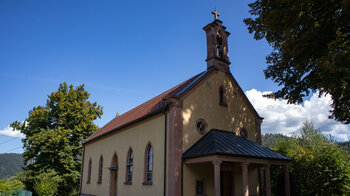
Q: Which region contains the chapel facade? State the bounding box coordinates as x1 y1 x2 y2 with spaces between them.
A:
79 11 291 196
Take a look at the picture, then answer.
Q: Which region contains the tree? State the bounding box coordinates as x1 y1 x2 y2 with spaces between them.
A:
244 0 350 124
33 170 62 196
0 176 24 193
339 141 350 154
271 120 350 195
11 82 103 195
261 133 289 148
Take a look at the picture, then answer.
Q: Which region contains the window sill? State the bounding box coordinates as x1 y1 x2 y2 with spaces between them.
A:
142 181 153 185
124 181 132 185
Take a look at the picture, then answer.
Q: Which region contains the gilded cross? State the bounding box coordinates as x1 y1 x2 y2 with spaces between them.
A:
211 9 220 20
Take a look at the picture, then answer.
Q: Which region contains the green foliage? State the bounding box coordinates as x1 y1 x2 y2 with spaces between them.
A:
0 153 24 179
0 174 25 194
10 82 103 195
33 170 62 196
261 133 289 148
339 141 350 154
270 121 350 195
244 0 350 124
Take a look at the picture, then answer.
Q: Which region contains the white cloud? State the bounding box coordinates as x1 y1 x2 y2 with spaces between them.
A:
0 125 25 138
246 89 350 141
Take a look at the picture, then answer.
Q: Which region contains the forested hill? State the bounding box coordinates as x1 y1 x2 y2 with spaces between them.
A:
262 133 289 148
262 134 350 154
0 153 24 179
338 141 350 153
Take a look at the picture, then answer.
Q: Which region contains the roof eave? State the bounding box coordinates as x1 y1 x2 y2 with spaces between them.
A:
83 110 165 145
182 153 292 162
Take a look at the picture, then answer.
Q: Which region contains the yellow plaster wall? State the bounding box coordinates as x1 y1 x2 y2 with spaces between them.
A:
183 163 259 196
183 163 215 196
182 71 257 152
248 167 260 195
232 165 259 196
182 71 260 196
81 114 166 196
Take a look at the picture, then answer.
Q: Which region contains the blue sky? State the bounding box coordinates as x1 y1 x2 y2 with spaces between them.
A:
1 0 349 154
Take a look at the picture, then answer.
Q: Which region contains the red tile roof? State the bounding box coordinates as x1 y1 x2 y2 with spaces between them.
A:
84 72 204 144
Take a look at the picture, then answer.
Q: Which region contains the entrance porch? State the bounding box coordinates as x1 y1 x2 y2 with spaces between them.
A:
182 129 291 196
184 155 290 196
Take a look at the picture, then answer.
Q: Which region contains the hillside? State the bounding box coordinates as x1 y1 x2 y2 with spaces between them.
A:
261 133 290 148
338 141 350 153
262 134 350 154
0 153 24 179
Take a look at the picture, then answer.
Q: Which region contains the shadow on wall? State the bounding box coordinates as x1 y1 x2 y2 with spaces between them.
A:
182 73 255 151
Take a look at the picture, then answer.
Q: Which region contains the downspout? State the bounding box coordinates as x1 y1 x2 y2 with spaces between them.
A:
163 111 167 196
79 145 85 195
181 159 184 196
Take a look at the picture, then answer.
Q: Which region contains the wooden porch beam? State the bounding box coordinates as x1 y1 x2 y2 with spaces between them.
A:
265 164 271 196
241 162 249 196
284 165 291 196
184 155 290 166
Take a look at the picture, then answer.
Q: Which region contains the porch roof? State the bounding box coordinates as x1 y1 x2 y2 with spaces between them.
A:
183 129 291 161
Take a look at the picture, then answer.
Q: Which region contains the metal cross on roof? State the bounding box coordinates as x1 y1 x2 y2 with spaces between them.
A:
211 9 220 20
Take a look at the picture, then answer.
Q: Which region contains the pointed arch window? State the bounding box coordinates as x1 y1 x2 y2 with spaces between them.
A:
125 148 133 184
219 86 227 106
87 158 92 184
143 143 153 184
97 155 103 184
109 152 118 196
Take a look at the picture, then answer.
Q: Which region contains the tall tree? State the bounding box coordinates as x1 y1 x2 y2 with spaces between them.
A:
244 0 350 124
11 82 103 195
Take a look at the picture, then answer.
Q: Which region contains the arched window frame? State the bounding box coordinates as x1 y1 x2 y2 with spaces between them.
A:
240 128 248 139
97 155 103 184
216 30 223 58
143 142 153 185
87 158 92 184
196 118 208 134
219 86 227 106
109 152 118 196
125 147 133 184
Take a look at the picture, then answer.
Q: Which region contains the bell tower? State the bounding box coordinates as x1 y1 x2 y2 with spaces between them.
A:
203 9 231 72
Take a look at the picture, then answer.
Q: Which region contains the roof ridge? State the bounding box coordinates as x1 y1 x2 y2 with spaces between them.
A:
175 67 213 96
211 130 220 154
116 71 205 117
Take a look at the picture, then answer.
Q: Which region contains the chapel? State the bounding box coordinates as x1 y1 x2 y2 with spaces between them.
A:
79 10 291 196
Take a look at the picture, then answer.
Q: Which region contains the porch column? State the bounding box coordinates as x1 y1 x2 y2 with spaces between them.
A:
259 167 265 196
284 165 290 196
241 162 249 196
264 164 271 196
212 160 222 196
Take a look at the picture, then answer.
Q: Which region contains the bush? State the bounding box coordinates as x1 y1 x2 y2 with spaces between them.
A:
271 120 350 195
0 174 25 195
33 170 62 196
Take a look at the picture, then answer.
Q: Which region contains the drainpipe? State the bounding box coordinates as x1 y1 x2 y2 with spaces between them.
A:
181 159 184 196
163 111 167 196
79 145 85 195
